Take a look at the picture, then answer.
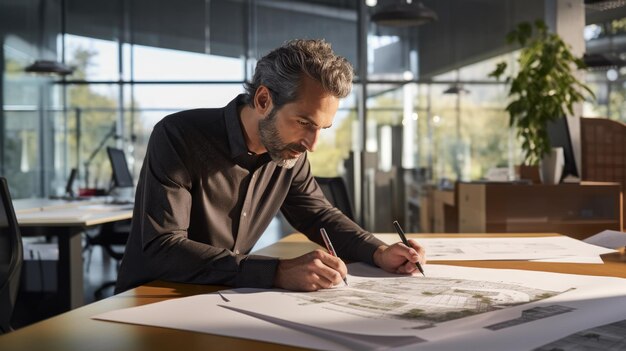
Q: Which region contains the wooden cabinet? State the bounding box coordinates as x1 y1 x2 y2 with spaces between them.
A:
433 188 456 233
581 117 626 233
458 182 623 239
408 186 457 233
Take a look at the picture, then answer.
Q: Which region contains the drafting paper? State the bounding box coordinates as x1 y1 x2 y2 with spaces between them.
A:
530 256 604 264
94 263 626 351
583 230 626 250
532 318 626 350
375 234 615 261
224 263 626 351
93 293 352 351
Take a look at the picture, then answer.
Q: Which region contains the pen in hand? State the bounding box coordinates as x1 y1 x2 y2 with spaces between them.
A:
319 228 349 286
392 220 426 277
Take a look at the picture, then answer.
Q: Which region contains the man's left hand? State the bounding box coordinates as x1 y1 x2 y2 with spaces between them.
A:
373 239 426 275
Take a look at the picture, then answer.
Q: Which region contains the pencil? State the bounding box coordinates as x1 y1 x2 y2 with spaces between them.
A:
392 220 426 277
320 228 349 286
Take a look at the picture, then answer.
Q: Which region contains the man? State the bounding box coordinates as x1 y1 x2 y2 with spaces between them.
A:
115 39 425 293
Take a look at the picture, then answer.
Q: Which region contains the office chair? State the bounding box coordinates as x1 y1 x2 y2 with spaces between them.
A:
0 177 23 333
84 220 130 300
314 176 355 221
84 147 133 299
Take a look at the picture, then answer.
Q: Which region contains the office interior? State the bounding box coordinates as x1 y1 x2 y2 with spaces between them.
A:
0 0 625 330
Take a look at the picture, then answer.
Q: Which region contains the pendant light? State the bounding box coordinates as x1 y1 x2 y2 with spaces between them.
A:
371 0 437 27
24 0 74 76
443 84 470 95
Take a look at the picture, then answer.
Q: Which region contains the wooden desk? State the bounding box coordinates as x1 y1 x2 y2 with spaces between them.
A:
13 199 133 310
1 233 625 351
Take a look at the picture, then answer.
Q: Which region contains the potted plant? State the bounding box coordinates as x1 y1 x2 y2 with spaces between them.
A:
489 20 594 184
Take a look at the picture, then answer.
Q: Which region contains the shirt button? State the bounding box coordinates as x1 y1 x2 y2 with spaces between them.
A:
242 212 247 217
234 249 240 254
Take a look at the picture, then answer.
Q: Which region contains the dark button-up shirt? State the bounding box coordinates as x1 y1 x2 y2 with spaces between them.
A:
115 95 385 293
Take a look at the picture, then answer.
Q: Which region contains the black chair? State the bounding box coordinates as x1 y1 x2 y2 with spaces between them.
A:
0 177 23 333
314 176 355 221
84 147 133 299
84 220 130 300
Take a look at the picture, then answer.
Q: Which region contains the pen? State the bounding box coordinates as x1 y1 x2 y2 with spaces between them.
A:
320 228 349 286
392 220 426 277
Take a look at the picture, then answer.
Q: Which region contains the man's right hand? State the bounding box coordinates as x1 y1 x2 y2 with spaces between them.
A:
273 249 348 291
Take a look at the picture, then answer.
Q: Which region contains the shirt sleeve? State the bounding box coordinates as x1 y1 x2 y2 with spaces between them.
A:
280 154 386 266
134 120 278 288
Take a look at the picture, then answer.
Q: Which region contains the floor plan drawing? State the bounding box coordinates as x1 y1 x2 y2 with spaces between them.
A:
373 234 615 261
294 275 562 329
94 264 626 351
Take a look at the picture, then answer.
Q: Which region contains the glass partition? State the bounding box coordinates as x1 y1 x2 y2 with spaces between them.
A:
133 45 245 81
308 91 358 177
62 82 118 191
2 110 41 198
0 0 562 207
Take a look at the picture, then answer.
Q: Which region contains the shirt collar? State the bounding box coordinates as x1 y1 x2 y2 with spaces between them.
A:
224 94 250 159
224 94 273 170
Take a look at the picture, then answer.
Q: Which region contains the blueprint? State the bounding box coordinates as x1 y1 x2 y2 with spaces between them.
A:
374 234 615 262
94 263 626 351
293 275 561 329
221 263 578 337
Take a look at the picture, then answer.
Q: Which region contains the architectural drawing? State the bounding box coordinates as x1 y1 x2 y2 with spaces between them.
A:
292 275 561 328
94 264 626 351
373 235 615 261
419 244 464 257
426 241 565 257
534 319 626 351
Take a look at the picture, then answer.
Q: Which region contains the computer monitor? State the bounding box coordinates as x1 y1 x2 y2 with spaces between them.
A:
546 117 578 181
106 147 134 188
64 168 78 198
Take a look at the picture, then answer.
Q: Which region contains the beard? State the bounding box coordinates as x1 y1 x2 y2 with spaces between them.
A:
258 108 306 169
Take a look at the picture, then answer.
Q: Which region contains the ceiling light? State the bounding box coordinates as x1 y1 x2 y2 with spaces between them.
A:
25 60 74 76
371 1 437 27
443 84 470 95
24 0 74 76
606 68 618 81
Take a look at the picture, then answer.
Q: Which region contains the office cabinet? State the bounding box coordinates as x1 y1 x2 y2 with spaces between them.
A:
458 182 623 239
433 188 456 233
408 186 456 233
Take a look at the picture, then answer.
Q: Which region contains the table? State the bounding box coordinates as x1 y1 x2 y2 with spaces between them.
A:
1 233 625 351
13 198 133 310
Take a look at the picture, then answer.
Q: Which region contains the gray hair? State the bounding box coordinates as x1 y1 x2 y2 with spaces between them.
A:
244 39 354 109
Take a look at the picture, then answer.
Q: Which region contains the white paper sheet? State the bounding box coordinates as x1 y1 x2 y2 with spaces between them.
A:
530 256 605 263
583 230 626 250
94 293 353 351
532 318 626 350
94 263 626 351
375 234 615 262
